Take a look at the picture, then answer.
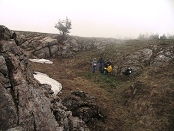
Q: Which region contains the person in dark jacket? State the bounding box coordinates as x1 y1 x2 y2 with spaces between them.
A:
98 57 104 72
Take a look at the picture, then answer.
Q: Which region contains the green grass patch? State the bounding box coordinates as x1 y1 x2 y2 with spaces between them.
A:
78 71 127 93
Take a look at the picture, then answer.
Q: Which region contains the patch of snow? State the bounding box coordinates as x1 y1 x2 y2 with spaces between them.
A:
33 72 62 95
29 59 53 64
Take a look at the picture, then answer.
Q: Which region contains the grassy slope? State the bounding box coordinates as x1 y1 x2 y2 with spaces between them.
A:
30 39 174 131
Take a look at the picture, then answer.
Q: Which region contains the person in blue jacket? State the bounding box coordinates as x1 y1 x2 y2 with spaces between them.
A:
98 57 104 72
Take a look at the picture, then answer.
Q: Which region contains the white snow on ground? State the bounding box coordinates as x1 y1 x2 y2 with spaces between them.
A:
34 72 62 95
29 59 53 64
30 59 62 94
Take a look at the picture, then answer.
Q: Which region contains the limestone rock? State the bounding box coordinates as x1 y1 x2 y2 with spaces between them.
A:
0 25 90 131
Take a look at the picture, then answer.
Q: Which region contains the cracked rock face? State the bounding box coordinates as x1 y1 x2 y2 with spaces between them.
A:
0 25 90 131
0 25 59 131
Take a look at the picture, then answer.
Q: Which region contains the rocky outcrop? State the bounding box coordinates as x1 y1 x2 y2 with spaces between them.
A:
114 41 174 76
0 29 58 130
15 31 121 59
62 91 105 123
0 25 16 41
0 25 90 131
150 45 174 66
15 32 88 58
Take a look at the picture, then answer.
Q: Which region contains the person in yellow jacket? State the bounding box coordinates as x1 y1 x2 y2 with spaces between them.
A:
107 65 112 73
103 59 112 75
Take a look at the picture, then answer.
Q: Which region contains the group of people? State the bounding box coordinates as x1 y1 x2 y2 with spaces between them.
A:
92 57 113 75
92 57 132 75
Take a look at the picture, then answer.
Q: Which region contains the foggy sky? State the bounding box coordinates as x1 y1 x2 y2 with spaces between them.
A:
0 0 174 38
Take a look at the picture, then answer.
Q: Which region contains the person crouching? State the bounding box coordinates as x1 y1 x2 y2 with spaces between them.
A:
122 67 132 75
103 59 113 75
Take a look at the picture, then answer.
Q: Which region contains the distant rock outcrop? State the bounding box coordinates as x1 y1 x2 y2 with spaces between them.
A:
0 25 90 131
15 31 91 58
115 42 174 76
15 31 121 59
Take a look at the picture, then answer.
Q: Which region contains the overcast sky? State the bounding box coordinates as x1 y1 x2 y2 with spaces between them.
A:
0 0 174 38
